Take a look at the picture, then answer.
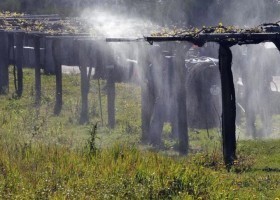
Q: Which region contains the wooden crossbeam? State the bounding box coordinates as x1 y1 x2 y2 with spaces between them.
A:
0 14 60 20
145 33 280 46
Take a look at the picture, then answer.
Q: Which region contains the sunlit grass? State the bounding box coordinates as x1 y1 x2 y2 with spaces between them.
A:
0 69 279 199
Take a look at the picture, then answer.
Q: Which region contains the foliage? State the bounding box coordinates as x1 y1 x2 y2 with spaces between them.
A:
1 0 280 28
0 11 91 35
87 123 98 156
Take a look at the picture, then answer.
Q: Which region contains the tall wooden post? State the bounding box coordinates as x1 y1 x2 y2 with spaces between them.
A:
107 65 115 129
33 35 41 106
149 96 164 146
52 39 63 115
174 43 189 154
15 32 25 97
139 44 155 142
0 31 9 94
219 44 236 168
146 46 164 146
166 53 178 138
141 85 155 142
78 40 90 124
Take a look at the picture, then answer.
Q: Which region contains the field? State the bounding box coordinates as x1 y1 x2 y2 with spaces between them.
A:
0 69 279 199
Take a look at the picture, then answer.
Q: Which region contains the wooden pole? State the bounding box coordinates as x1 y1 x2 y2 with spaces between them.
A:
175 43 189 154
139 45 155 143
52 39 63 115
141 82 152 142
218 44 237 169
149 97 164 146
33 35 41 106
148 47 164 146
15 32 25 97
0 31 9 94
107 65 115 129
80 65 89 124
78 40 90 124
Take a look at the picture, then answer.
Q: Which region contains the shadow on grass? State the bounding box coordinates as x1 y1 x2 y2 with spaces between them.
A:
247 167 280 173
262 167 280 172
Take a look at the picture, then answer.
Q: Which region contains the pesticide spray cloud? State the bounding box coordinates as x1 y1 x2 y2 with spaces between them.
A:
80 2 189 143
82 8 156 38
81 6 159 84
213 0 280 138
79 0 280 140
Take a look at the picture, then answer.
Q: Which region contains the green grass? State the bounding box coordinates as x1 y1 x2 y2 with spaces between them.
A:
0 69 279 199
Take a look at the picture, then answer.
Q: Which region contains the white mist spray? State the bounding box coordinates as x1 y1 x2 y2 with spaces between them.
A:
215 0 280 138
79 1 280 140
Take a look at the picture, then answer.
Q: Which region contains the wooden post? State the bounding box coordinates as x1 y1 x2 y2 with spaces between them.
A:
165 44 178 138
149 99 164 146
141 82 153 143
218 44 237 168
78 40 90 124
33 35 41 106
15 32 25 97
174 43 189 154
139 45 155 143
80 65 89 124
148 46 165 146
107 65 115 129
52 39 63 115
0 31 9 94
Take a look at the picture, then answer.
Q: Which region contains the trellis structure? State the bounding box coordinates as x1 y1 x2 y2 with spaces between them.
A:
0 13 120 126
107 24 280 168
143 24 280 168
1 13 279 168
